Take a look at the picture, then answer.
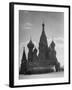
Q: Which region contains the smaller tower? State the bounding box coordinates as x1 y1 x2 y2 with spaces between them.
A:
27 39 34 62
19 47 27 74
27 39 34 50
50 40 55 50
49 40 60 71
33 47 39 64
49 40 56 59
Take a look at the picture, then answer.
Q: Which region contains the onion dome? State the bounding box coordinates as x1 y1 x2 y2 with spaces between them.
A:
50 40 55 48
27 39 34 49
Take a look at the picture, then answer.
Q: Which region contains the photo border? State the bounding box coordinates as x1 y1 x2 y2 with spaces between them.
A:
9 2 70 88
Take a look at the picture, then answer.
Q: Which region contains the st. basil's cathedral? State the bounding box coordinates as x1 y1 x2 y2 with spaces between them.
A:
19 22 61 74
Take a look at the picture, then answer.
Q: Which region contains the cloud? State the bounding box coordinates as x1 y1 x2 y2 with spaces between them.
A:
54 37 64 49
24 22 32 30
24 22 32 27
54 37 64 44
25 22 32 26
24 27 32 30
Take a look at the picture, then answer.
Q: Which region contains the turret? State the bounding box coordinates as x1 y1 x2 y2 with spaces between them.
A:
27 39 34 50
27 39 34 62
21 47 27 63
19 47 27 74
50 40 55 49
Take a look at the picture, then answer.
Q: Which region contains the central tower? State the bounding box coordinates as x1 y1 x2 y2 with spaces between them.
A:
38 22 48 63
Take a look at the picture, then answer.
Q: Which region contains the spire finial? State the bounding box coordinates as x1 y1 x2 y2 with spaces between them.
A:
30 35 32 41
23 47 25 51
42 21 45 31
51 33 54 41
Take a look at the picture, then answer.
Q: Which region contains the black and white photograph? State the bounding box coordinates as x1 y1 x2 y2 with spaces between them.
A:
19 10 64 79
9 2 70 87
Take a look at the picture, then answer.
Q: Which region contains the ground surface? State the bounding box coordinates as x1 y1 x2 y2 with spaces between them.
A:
19 71 64 79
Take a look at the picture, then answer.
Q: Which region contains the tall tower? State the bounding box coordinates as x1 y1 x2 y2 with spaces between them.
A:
19 47 27 74
39 22 48 47
38 22 48 61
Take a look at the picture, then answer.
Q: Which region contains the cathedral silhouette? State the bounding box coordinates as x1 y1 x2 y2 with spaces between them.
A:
19 22 61 75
